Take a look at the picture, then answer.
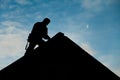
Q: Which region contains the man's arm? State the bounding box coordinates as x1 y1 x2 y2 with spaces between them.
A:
43 27 50 40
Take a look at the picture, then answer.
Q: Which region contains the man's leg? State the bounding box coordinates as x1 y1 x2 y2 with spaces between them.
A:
25 42 36 56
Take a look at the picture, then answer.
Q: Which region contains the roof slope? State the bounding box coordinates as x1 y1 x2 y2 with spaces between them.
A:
0 32 119 80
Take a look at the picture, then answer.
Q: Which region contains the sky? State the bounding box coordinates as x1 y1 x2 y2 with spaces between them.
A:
0 0 120 77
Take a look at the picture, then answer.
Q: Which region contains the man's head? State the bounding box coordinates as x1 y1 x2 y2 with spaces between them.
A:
42 18 50 25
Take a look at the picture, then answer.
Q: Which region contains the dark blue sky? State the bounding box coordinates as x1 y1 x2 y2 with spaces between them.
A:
0 0 120 76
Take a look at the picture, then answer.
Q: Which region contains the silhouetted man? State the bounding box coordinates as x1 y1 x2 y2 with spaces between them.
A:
25 18 51 55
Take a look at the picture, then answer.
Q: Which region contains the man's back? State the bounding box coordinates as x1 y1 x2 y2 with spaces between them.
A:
32 22 47 37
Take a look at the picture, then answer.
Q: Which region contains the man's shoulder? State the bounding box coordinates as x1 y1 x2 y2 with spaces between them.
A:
35 22 42 24
33 22 42 27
